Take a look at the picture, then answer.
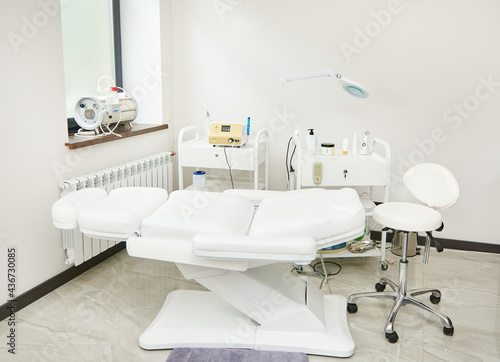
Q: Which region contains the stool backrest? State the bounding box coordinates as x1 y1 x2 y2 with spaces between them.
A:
403 163 460 210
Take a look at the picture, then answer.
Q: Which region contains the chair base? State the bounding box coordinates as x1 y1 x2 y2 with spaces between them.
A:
139 289 355 357
347 265 454 343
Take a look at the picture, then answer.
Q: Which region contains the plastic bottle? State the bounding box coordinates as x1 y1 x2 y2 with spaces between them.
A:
306 129 317 155
205 111 212 137
193 170 206 190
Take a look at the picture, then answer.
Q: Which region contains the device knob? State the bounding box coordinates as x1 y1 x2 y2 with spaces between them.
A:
228 138 234 143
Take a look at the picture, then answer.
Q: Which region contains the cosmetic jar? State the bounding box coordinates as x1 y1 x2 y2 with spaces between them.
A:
320 143 335 156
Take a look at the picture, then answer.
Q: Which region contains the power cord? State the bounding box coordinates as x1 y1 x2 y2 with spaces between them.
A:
74 109 123 138
291 260 342 289
311 260 342 277
223 146 235 189
285 137 297 190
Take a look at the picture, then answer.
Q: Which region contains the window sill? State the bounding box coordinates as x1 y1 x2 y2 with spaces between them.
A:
65 123 168 150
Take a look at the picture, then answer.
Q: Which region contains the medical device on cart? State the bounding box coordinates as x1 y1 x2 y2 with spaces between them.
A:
208 122 248 146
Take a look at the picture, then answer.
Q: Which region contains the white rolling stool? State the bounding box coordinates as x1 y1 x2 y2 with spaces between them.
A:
347 163 460 343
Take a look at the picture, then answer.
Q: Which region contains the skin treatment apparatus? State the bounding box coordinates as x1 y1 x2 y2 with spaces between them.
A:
277 69 369 187
73 76 138 137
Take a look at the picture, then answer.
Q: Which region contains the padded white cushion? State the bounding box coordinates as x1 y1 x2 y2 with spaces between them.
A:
373 202 442 232
127 236 250 271
52 188 107 229
223 189 285 206
78 187 168 239
249 188 365 248
141 190 255 240
403 163 459 210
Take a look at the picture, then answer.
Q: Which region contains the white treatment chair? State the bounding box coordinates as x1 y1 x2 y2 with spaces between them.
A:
52 187 366 357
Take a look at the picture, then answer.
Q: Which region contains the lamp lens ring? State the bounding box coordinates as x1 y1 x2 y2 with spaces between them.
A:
346 85 367 98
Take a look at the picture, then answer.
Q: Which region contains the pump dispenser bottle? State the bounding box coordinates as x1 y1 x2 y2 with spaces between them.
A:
306 129 317 155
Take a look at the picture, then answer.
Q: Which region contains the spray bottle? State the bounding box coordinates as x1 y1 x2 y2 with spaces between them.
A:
205 111 212 137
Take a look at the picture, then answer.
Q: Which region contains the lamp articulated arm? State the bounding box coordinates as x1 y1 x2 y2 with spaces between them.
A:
278 70 336 85
277 69 369 139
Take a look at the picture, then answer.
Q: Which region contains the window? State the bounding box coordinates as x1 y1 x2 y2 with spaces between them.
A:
60 0 122 133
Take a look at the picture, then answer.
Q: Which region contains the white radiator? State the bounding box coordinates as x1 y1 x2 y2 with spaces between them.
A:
58 152 173 266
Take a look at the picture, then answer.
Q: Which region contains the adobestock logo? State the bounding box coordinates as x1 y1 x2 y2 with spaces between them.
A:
129 64 167 102
443 75 500 130
213 0 244 21
393 74 499 184
340 0 408 63
7 0 66 53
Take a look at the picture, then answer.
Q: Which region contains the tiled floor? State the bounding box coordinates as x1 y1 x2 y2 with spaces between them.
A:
1 248 499 361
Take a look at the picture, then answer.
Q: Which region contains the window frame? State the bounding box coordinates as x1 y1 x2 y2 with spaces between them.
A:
66 0 123 133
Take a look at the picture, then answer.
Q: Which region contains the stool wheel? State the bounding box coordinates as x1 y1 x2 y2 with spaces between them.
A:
385 331 398 343
430 294 441 304
381 262 388 270
375 282 386 292
444 326 454 336
347 303 358 314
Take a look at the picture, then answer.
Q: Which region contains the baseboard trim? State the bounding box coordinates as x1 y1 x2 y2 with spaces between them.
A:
371 231 500 254
0 243 126 321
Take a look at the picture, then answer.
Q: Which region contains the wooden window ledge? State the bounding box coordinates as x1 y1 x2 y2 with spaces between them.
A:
65 123 168 150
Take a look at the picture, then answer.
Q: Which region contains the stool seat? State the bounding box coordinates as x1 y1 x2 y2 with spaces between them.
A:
373 202 442 232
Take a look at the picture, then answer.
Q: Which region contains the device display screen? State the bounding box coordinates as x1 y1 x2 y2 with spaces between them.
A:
221 125 231 132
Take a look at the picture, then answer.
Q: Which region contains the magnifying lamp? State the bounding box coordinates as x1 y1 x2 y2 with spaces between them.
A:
278 69 368 189
278 69 369 138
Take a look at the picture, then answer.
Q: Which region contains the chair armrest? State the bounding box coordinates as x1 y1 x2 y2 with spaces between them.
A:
193 233 317 265
127 236 250 271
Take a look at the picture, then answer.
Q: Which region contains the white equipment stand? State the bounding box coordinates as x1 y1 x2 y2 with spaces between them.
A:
178 126 269 191
295 137 391 270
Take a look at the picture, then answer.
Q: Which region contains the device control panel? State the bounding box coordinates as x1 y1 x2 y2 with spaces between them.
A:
209 123 247 146
313 162 322 185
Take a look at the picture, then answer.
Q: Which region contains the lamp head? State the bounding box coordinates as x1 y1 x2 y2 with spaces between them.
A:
335 73 369 99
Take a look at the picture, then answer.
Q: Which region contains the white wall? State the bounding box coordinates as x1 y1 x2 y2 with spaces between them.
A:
0 0 172 305
169 0 500 244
